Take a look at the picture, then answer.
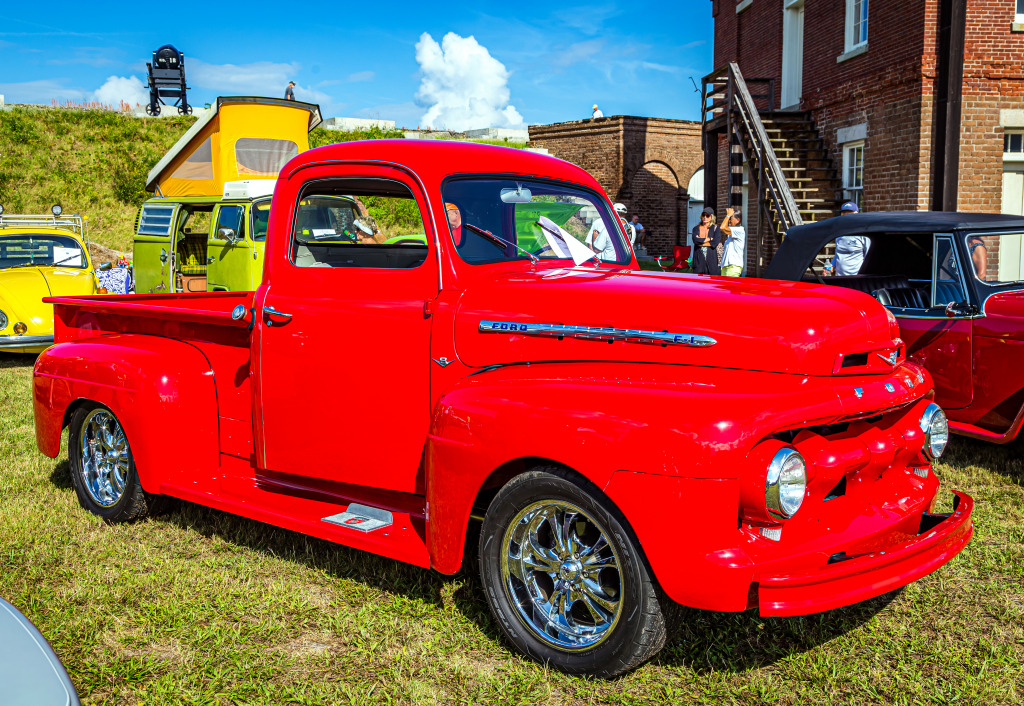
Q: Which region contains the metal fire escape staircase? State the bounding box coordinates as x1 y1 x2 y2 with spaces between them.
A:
702 63 841 273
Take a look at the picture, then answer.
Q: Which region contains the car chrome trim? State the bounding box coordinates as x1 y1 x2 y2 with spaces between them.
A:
479 320 717 347
0 334 54 349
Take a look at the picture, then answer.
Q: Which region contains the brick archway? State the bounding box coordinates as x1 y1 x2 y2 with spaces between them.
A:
628 161 681 256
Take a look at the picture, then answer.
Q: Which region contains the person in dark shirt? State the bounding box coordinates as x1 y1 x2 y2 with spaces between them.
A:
285 81 296 100
691 207 721 274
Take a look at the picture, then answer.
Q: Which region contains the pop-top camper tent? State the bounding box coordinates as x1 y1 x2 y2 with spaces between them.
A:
146 96 322 198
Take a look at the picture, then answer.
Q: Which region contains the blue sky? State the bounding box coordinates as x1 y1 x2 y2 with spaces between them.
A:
0 1 713 128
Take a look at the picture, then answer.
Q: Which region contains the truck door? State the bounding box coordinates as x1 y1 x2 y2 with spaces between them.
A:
207 203 253 291
255 166 438 495
134 202 179 293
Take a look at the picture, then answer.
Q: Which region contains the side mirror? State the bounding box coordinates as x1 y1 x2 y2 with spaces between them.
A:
97 262 113 271
218 227 239 244
944 301 978 318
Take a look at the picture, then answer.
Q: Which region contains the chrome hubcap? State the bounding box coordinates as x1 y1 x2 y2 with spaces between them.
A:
78 409 129 507
500 500 622 650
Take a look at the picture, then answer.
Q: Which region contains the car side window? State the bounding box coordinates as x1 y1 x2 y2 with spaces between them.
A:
291 178 428 269
933 236 967 307
252 200 271 242
215 205 244 241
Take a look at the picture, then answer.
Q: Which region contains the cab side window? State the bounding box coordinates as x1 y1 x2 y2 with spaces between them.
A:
291 179 428 269
933 236 967 307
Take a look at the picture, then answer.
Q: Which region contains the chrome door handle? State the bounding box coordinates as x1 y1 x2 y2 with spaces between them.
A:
263 304 293 321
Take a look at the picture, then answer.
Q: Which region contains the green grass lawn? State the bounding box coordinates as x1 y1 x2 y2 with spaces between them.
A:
2 355 1021 704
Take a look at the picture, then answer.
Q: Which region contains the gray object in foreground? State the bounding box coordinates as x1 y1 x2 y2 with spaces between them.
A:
0 597 80 706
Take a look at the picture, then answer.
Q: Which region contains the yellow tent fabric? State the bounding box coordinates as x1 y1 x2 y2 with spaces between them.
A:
147 97 322 198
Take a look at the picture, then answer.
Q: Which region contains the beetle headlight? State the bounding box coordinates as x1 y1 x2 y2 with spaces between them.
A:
919 403 948 460
766 448 806 519
0 309 7 330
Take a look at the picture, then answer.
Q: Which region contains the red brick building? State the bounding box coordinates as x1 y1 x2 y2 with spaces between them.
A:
528 116 704 257
708 0 1024 272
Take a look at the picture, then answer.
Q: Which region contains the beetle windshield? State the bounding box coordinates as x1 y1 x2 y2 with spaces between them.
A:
442 178 630 265
963 232 1024 287
0 234 87 269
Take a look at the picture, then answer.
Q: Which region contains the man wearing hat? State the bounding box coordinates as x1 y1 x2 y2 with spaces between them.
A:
591 104 604 119
829 201 869 275
285 81 296 100
690 206 721 275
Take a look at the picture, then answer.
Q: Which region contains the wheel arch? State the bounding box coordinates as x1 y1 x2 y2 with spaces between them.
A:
33 336 220 494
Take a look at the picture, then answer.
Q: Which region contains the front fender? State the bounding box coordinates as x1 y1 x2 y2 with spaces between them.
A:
33 334 219 494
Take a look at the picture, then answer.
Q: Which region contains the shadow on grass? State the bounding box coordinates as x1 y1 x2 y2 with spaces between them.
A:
943 435 1024 486
48 459 73 490
0 353 38 369
655 590 900 674
103 494 894 675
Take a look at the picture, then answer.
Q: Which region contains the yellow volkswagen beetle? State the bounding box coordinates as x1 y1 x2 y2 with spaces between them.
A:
0 205 98 354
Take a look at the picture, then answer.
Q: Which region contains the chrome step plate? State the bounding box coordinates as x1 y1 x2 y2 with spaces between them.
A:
322 504 393 533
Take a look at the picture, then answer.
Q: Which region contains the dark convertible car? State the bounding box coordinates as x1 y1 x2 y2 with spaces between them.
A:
765 212 1024 443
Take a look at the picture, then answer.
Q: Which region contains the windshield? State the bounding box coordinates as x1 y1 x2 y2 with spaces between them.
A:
442 178 630 265
963 232 1024 287
0 234 87 269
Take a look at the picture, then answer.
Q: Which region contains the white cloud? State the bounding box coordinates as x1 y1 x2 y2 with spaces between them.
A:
91 75 148 108
347 71 375 83
186 58 331 104
415 32 524 131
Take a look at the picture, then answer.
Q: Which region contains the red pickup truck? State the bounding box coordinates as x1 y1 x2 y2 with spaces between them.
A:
34 140 973 676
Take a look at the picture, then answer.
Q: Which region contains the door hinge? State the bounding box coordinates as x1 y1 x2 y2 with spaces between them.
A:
423 298 439 318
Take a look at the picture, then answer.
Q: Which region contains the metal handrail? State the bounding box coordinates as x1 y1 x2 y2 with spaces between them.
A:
701 63 803 238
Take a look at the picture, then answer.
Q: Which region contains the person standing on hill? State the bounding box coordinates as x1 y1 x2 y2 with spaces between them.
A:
285 81 296 100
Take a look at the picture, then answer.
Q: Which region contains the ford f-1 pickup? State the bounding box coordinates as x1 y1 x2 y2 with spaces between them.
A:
33 140 973 676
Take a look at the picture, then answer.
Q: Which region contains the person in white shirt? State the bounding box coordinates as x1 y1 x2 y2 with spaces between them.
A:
591 104 604 119
829 201 869 275
585 214 618 260
720 208 745 276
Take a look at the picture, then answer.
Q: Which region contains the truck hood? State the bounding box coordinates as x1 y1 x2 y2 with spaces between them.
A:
453 268 901 376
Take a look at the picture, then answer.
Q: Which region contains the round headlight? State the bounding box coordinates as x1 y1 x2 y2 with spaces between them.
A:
766 448 806 519
919 403 948 460
51 204 63 217
0 310 7 330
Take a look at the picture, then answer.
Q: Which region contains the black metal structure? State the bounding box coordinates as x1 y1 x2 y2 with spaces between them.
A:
146 45 191 116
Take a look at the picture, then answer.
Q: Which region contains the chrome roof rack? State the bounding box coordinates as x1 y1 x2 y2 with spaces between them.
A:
0 213 89 246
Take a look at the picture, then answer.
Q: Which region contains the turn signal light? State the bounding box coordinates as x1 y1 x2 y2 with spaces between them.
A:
97 288 108 294
13 322 27 335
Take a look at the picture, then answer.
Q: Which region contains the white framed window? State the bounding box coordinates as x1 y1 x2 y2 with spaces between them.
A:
1005 130 1024 161
845 0 869 51
1017 0 1024 22
843 141 864 209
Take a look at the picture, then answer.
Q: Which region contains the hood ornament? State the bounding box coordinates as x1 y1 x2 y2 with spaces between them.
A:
876 350 900 366
479 320 717 348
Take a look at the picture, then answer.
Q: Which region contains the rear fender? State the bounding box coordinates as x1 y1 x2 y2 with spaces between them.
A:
33 334 219 494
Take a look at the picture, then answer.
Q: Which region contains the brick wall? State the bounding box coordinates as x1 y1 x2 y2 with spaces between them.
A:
529 116 703 255
956 0 1024 213
713 0 785 107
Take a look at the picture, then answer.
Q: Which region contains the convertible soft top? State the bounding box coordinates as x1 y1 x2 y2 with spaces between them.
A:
764 211 1024 279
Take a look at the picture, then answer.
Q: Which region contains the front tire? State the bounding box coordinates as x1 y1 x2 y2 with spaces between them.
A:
68 405 164 522
478 468 670 676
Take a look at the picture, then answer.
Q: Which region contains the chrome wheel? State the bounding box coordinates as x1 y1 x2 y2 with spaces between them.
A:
78 408 130 507
501 500 623 650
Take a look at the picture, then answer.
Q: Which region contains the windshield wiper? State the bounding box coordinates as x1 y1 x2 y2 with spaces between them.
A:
463 222 538 264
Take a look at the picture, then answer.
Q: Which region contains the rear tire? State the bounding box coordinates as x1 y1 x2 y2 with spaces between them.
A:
478 467 670 676
68 405 165 522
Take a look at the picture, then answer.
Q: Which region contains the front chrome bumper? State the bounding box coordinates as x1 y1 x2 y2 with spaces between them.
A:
0 334 54 350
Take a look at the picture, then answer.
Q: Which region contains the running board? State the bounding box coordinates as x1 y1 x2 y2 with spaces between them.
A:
322 504 393 532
